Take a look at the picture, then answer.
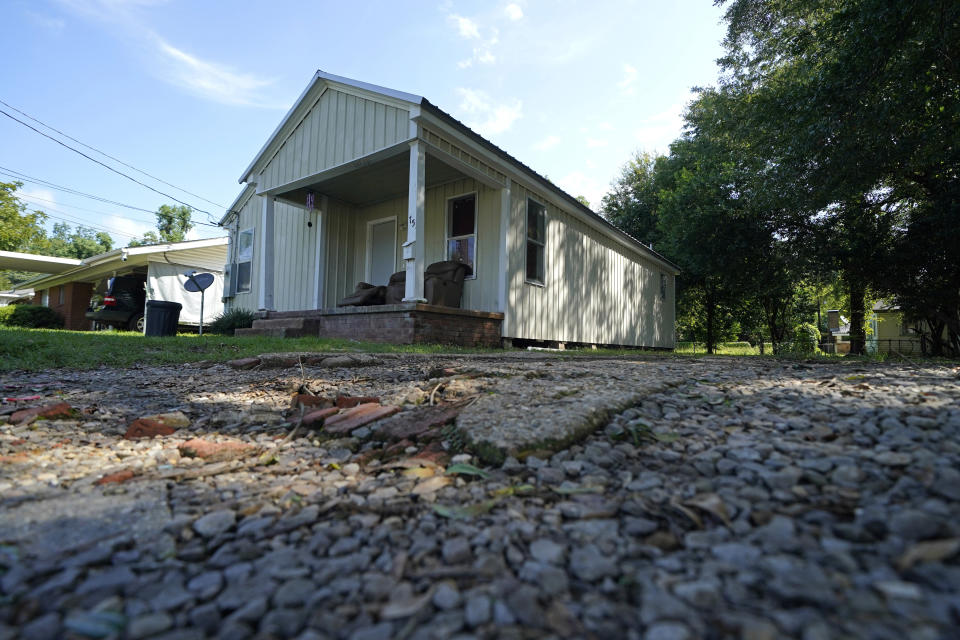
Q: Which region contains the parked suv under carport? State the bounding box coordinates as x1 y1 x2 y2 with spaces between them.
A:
86 274 147 331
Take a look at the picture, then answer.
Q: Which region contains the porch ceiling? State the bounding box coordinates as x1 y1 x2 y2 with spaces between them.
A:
279 152 467 208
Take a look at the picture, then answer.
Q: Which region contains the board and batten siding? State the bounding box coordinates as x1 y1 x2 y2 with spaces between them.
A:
226 192 261 313
506 182 675 348
257 88 410 193
227 195 322 313
342 178 502 313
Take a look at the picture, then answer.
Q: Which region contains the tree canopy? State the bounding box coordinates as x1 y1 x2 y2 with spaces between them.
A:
601 0 959 356
0 182 48 253
129 204 194 246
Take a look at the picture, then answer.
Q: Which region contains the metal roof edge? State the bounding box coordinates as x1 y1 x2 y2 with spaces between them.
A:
219 185 257 225
418 100 681 274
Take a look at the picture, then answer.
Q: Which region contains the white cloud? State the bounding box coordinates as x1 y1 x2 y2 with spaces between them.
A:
633 99 688 153
504 3 523 20
450 14 480 39
585 137 608 149
618 63 638 95
534 135 561 151
456 88 523 136
104 214 154 244
154 37 278 107
556 171 605 211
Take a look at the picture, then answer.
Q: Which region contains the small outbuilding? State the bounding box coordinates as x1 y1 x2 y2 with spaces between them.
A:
221 71 677 348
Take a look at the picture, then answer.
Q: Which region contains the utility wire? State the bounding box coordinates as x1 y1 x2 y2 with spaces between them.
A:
0 106 215 215
0 98 227 210
18 192 152 221
17 195 149 238
0 166 219 227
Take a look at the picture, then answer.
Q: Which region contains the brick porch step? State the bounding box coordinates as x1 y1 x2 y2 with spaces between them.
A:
236 316 322 338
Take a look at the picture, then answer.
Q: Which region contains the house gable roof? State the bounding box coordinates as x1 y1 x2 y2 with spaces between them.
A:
236 71 680 274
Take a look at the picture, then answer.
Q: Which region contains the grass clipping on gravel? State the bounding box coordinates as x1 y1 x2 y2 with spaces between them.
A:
0 326 488 372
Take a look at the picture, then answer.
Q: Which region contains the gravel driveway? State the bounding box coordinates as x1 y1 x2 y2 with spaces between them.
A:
1 353 958 639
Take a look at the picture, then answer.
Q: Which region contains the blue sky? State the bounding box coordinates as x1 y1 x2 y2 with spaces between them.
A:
1 0 727 247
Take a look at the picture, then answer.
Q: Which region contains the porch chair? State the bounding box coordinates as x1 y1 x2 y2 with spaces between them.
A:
381 261 472 307
424 260 472 307
337 282 386 307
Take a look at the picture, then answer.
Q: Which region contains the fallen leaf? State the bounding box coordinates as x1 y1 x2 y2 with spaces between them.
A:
670 500 703 528
412 476 451 495
445 463 490 479
491 484 535 497
684 493 732 528
896 538 960 572
380 586 436 619
402 467 434 480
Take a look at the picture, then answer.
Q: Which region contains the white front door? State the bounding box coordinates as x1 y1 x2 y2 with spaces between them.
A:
367 217 397 286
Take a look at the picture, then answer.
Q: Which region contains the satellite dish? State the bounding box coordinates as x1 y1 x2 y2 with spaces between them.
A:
184 272 214 292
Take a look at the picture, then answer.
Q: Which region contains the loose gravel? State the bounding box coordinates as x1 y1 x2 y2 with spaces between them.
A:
1 354 959 639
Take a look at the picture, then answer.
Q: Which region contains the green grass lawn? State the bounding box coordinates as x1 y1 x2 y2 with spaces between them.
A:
0 326 489 372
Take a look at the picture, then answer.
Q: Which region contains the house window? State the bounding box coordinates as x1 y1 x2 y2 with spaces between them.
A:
446 194 476 277
41 289 49 307
58 286 65 305
236 228 254 293
526 198 546 284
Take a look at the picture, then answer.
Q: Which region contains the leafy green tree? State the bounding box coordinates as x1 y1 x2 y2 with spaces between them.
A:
717 0 960 355
0 182 47 252
45 223 113 259
130 204 194 246
601 152 667 247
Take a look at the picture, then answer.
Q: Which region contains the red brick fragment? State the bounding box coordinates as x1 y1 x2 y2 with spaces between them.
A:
10 402 74 425
228 357 261 370
302 407 339 428
335 395 380 409
0 452 31 464
324 403 400 435
408 441 451 467
380 439 416 462
124 418 176 440
179 438 253 460
95 469 135 485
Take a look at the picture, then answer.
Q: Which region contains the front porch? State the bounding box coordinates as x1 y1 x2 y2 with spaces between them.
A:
236 303 504 347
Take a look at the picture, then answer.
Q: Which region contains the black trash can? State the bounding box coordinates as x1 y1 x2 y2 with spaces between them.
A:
144 300 182 337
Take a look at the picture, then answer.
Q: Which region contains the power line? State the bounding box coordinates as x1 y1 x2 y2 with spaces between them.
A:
17 192 155 223
0 106 215 215
0 166 220 227
0 98 227 210
17 195 146 238
28 206 139 240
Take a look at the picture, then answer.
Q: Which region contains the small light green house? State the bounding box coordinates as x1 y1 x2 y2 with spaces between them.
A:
220 71 678 348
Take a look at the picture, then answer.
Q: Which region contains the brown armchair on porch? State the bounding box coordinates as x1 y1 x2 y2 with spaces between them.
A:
382 261 472 307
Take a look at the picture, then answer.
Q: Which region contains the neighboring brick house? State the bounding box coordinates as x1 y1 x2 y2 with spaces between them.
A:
31 282 94 331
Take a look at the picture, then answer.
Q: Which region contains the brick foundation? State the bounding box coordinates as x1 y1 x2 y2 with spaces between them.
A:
238 304 504 348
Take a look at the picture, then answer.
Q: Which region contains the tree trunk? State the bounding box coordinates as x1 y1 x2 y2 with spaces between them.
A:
848 276 866 355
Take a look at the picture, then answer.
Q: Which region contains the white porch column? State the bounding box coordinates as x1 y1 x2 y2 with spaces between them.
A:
258 195 275 311
403 140 426 302
313 194 329 309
